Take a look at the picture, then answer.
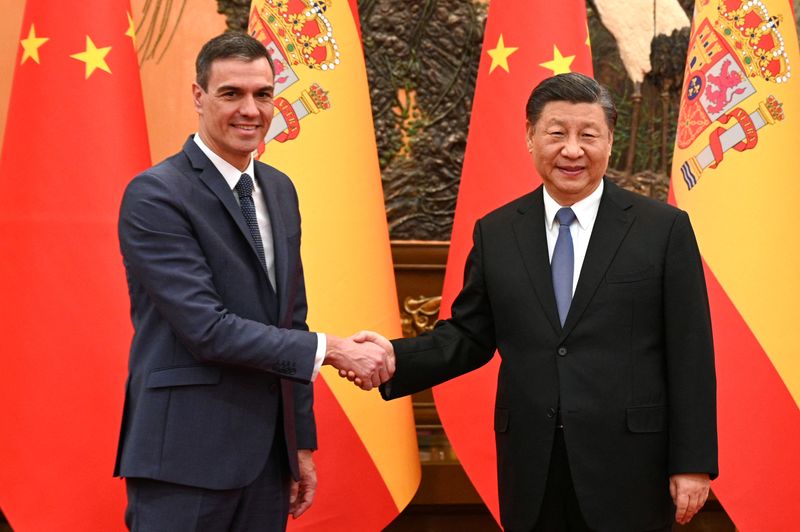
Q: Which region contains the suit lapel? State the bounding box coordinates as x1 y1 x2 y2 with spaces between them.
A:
184 139 263 267
184 138 278 322
255 165 289 324
561 179 634 337
513 188 562 335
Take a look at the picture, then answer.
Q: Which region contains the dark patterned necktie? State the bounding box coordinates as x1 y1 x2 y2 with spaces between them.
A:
234 174 267 271
552 207 576 326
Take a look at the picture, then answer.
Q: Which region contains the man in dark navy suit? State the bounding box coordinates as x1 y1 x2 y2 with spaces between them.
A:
357 73 717 531
115 33 392 531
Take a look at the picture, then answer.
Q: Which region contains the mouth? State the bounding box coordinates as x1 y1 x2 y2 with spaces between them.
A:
556 165 586 177
232 124 261 132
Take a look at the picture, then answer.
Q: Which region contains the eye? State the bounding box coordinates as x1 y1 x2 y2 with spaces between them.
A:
548 130 565 138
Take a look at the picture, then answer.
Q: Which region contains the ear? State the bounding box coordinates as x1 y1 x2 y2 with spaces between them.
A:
607 130 614 156
192 82 204 114
525 119 535 152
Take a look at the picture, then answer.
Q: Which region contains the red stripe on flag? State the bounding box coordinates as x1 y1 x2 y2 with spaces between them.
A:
288 377 399 531
702 262 800 531
347 0 362 41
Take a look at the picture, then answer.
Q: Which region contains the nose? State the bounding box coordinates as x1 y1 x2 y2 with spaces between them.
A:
239 94 258 117
561 134 584 158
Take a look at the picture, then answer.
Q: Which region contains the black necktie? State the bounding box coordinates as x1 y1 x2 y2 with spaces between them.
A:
234 174 267 271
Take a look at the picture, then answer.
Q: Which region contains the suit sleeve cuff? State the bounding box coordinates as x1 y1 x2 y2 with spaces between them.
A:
311 332 326 381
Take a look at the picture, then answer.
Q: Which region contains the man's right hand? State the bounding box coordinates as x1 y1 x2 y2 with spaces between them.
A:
323 334 393 390
336 331 395 391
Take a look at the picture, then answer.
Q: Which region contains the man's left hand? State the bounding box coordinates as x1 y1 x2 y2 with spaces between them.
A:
670 473 710 525
290 450 317 519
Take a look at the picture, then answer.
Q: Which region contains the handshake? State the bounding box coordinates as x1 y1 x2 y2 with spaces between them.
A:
323 331 394 391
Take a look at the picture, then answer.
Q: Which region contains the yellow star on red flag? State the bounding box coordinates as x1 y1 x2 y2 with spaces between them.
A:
70 36 112 79
126 12 136 43
540 45 575 75
20 24 49 65
488 34 519 74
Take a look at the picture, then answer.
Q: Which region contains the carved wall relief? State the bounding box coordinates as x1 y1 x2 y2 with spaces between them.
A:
401 295 442 338
359 0 487 240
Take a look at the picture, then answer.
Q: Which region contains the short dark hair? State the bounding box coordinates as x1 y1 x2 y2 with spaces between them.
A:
195 32 274 91
525 73 617 131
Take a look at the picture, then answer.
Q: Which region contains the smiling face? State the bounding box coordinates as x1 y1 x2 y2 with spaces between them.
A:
193 57 274 171
526 101 613 206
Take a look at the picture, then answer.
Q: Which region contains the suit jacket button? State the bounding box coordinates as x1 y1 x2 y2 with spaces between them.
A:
547 408 556 418
557 347 568 357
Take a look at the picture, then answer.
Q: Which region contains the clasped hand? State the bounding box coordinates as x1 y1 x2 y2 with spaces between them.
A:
323 331 394 391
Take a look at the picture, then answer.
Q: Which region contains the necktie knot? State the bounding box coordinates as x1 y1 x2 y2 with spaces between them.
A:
235 174 254 198
556 207 576 227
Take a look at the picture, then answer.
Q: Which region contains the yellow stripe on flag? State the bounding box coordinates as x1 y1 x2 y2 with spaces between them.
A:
671 0 800 408
248 0 420 511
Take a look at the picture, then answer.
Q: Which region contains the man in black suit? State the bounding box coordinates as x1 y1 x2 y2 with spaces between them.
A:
357 73 717 531
115 33 392 531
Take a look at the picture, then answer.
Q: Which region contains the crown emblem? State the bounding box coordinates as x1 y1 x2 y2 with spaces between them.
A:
248 0 340 151
714 0 791 83
250 0 340 72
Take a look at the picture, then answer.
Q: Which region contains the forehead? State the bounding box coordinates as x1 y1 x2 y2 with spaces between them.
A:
536 101 608 129
206 57 273 88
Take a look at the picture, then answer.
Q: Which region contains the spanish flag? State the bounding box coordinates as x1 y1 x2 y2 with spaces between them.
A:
432 0 592 523
0 0 150 529
247 1 420 529
671 1 800 529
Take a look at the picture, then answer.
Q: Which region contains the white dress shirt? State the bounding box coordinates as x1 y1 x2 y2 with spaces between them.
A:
193 134 325 380
543 180 604 296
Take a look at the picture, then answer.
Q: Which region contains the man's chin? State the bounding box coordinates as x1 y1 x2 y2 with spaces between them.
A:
232 141 263 155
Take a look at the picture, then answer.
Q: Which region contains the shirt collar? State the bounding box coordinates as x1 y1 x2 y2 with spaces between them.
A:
193 133 256 191
543 179 604 230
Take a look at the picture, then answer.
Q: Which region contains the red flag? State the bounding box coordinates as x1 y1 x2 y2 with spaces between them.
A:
433 0 592 523
670 1 800 529
0 1 150 529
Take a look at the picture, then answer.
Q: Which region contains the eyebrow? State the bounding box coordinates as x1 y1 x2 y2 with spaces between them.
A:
545 118 603 129
214 84 274 94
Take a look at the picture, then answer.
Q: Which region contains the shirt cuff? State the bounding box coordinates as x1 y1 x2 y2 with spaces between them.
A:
311 332 326 381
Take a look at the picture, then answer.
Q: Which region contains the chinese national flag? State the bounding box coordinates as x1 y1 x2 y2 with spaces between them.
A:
434 0 592 523
670 1 800 530
248 0 420 530
0 0 150 530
